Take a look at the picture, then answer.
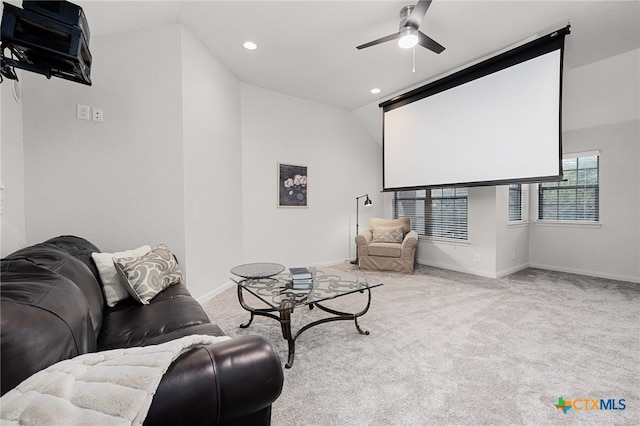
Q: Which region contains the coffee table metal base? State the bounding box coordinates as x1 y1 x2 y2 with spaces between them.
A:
237 286 373 368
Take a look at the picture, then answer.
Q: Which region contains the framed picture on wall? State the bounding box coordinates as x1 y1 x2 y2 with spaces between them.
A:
278 163 308 208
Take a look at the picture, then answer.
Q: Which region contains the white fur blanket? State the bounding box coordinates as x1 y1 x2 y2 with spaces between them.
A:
1 334 230 425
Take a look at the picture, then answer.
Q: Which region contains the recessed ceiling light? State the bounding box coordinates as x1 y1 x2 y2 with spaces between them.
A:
243 41 257 50
370 88 381 94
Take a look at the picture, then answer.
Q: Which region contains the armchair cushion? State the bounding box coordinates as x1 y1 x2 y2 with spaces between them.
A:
369 217 411 235
368 242 403 258
372 226 404 243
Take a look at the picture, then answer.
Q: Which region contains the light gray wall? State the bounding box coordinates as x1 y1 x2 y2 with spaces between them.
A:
1 74 26 256
530 120 639 282
529 49 639 283
495 185 529 277
416 186 501 278
240 84 383 267
16 23 248 298
12 22 382 297
181 27 243 298
22 24 186 264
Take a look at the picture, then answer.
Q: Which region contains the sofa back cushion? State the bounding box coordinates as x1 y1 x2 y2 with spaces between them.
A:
4 241 104 336
0 259 96 395
40 235 103 280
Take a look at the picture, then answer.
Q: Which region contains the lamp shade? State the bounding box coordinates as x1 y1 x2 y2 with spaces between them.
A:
364 196 373 206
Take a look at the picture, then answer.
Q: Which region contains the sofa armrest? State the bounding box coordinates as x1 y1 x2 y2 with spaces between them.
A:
145 335 283 426
355 230 372 246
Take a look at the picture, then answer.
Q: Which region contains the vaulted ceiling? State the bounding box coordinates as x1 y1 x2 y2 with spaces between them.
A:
56 1 640 110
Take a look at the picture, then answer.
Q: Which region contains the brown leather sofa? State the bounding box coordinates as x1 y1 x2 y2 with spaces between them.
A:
0 235 284 425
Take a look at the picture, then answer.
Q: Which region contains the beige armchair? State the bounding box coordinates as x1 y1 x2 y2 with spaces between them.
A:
355 217 418 273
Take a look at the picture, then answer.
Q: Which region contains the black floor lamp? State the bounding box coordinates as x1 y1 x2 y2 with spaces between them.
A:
351 194 373 265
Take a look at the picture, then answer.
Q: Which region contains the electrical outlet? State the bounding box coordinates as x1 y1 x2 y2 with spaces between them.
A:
512 252 516 261
474 254 481 263
76 104 90 120
92 108 103 122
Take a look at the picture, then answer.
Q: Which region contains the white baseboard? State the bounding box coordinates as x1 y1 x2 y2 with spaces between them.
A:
317 258 354 267
528 262 640 284
496 263 530 278
196 280 236 304
197 262 638 303
416 259 637 283
417 259 498 279
196 259 352 304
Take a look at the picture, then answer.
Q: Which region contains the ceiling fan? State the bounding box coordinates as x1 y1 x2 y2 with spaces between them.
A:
356 0 445 54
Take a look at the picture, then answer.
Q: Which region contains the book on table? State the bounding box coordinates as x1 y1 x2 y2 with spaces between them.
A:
292 279 313 289
289 267 313 289
289 267 312 280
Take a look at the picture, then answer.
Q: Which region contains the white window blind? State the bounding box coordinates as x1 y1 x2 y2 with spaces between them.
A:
509 184 529 222
509 184 522 221
394 188 468 240
538 155 599 221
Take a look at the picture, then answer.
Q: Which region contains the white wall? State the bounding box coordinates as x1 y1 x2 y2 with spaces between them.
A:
416 186 499 278
241 84 383 267
17 23 251 298
530 49 640 283
181 27 243 297
21 23 187 267
562 49 639 132
530 121 639 282
495 185 529 277
15 22 382 294
1 75 26 256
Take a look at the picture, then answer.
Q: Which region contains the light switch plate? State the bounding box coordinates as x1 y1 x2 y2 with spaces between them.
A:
76 104 90 120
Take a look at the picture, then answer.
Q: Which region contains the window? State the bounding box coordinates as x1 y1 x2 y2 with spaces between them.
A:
394 188 468 240
508 184 529 222
509 184 522 221
538 154 599 222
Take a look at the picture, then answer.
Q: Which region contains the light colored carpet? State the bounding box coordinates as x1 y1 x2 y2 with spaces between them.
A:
202 265 639 425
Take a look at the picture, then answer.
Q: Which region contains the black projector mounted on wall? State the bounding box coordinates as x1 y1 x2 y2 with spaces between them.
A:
1 0 92 85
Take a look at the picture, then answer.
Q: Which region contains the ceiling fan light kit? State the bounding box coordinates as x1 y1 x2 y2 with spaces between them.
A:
357 0 445 54
398 28 418 49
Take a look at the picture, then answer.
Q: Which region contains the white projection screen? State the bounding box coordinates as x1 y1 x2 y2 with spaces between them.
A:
381 27 570 191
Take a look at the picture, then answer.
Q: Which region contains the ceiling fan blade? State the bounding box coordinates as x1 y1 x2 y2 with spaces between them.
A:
356 32 400 50
406 0 433 29
417 31 445 54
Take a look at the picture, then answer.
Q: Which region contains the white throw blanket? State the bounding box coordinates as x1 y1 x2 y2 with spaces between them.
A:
1 335 230 426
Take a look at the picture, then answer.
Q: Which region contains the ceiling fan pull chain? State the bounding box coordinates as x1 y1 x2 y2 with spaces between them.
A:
412 46 416 73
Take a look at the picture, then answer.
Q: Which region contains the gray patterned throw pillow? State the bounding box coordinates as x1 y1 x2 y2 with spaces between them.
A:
113 243 183 304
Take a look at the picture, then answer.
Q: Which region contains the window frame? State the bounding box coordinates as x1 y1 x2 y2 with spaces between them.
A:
537 152 600 224
508 183 529 224
394 187 469 241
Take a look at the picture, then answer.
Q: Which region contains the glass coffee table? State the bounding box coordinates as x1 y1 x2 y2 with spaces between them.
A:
230 265 383 368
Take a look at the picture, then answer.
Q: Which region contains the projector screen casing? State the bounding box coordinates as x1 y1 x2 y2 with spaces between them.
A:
381 26 570 191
